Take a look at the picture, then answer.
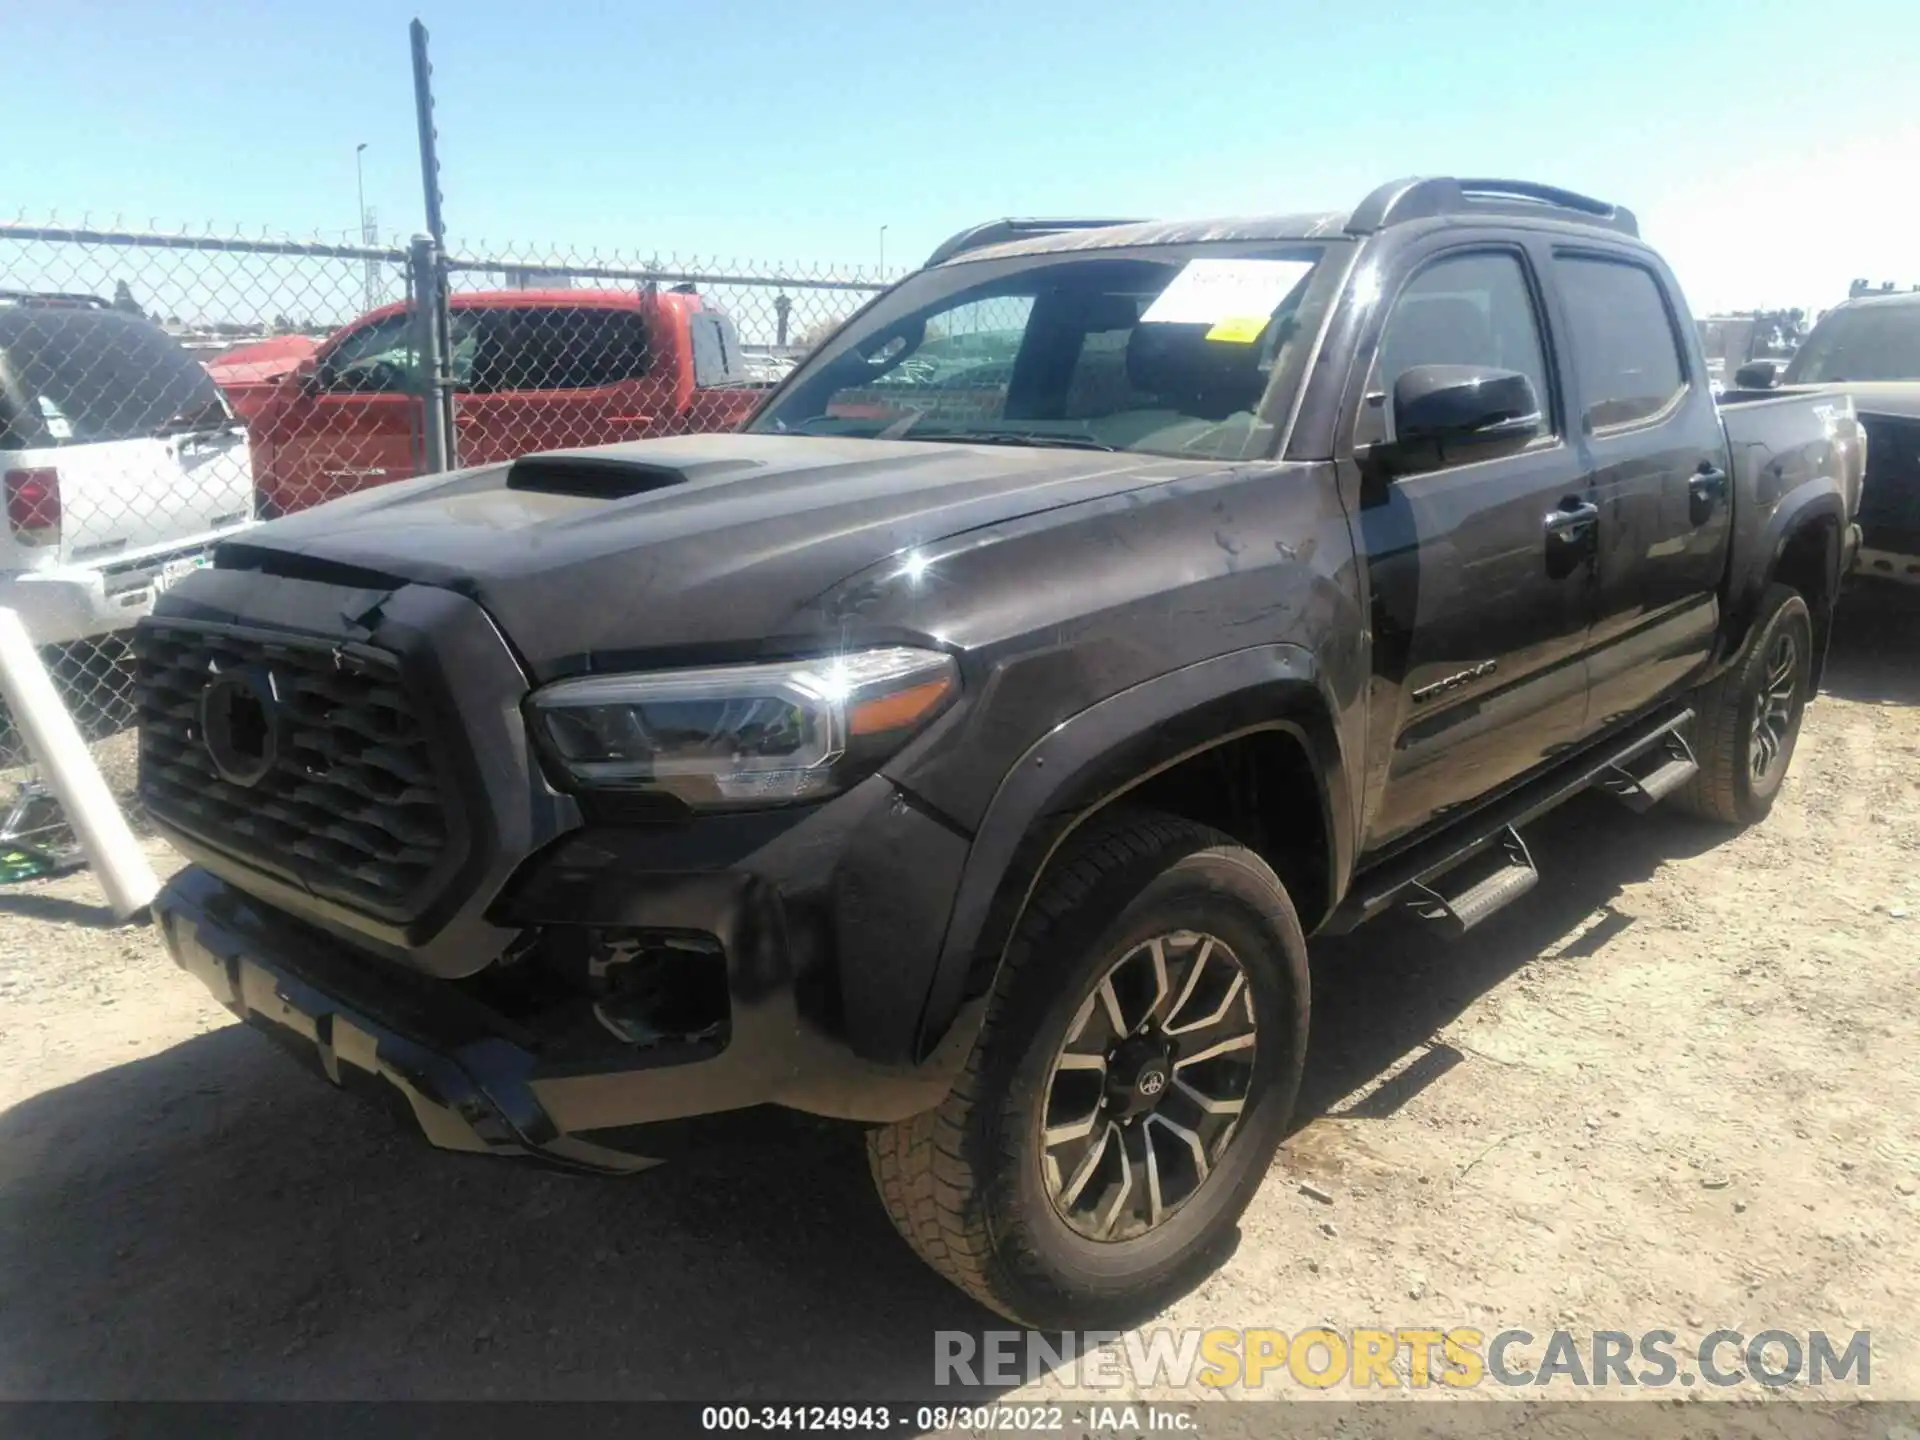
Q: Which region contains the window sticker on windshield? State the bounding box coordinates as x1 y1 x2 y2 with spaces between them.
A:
1203 315 1270 344
1139 259 1313 340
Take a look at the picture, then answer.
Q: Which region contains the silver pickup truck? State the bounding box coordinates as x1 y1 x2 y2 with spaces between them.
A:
1732 289 1918 586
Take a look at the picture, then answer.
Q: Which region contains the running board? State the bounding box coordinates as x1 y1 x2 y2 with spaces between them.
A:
1407 826 1537 935
1599 729 1698 813
1323 704 1696 936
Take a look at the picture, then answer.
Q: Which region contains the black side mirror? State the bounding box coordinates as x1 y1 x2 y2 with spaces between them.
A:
1732 360 1779 389
1376 364 1542 473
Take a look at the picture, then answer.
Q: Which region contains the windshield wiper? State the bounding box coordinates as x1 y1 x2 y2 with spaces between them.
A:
895 429 1120 452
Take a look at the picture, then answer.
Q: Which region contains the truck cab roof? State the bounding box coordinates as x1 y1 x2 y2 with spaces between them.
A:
1834 289 1920 312
930 176 1641 268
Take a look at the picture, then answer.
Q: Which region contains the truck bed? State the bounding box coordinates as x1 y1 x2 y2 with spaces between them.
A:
1717 385 1866 627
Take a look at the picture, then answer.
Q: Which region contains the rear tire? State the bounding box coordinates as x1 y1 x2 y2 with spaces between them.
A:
1671 583 1813 825
867 810 1309 1330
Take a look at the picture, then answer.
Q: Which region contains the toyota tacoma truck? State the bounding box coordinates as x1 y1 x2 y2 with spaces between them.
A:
136 177 1865 1330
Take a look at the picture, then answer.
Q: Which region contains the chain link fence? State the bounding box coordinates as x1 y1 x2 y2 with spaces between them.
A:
0 218 884 830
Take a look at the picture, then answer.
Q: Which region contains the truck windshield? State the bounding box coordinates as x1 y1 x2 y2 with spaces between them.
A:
1786 304 1920 383
752 243 1338 461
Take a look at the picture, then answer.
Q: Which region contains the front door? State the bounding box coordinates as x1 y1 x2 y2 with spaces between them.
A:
1345 243 1596 851
256 310 422 514
1549 250 1731 728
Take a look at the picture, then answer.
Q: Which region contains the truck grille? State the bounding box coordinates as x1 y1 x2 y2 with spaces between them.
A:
135 622 452 916
1859 415 1920 546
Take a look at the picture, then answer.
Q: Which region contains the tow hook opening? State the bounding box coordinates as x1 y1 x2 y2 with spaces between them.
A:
587 929 732 1054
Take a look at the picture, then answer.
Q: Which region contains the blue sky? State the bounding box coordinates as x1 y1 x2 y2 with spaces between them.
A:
7 0 1917 312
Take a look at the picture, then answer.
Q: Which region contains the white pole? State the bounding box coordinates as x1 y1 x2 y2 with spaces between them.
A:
0 608 158 921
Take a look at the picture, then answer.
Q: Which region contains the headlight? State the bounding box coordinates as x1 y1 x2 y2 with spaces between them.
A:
527 646 958 809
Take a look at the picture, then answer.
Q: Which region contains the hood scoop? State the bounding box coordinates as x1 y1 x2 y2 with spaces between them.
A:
505 455 695 499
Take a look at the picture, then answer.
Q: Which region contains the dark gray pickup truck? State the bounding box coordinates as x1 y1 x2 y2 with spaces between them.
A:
136 176 1864 1329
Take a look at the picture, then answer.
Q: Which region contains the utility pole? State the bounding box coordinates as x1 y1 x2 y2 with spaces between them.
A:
879 224 888 280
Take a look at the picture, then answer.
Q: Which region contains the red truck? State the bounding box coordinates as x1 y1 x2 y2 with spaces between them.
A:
202 334 323 421
247 288 763 516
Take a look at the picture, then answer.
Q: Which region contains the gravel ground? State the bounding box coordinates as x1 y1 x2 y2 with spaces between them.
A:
1 587 1917 1420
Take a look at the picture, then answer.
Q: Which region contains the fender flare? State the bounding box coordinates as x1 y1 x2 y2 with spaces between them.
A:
1723 481 1846 670
910 642 1354 1063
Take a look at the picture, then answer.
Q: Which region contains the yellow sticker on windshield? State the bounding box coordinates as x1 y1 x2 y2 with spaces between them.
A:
1205 315 1267 344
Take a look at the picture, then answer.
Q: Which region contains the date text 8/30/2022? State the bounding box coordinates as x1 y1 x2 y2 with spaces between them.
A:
699 1404 1193 1432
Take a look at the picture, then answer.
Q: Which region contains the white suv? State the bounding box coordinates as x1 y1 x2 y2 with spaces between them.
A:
0 296 256 648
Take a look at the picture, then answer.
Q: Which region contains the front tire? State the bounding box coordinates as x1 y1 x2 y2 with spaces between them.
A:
867 811 1309 1330
1672 583 1813 825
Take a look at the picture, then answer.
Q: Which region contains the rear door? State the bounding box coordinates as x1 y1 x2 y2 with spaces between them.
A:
1550 251 1731 728
452 305 662 464
1344 241 1596 851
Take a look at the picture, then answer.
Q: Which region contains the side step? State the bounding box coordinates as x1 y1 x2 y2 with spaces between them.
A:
1322 703 1696 936
1599 729 1698 812
1407 826 1538 935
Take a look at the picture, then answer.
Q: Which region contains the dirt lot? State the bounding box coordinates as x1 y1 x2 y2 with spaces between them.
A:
2 589 1917 1416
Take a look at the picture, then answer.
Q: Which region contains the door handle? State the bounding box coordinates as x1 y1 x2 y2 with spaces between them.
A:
1543 498 1599 539
1689 464 1729 524
1690 465 1729 500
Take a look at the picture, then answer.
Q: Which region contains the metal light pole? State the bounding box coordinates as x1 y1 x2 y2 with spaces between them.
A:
410 19 456 473
879 224 888 280
355 142 376 313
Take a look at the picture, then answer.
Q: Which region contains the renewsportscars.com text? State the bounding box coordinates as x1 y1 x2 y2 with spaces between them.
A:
935 1327 1872 1391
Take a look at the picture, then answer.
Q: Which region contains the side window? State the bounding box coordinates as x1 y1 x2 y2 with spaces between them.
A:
826 295 1035 427
0 387 28 449
690 312 747 387
1359 250 1553 449
1553 256 1686 429
463 308 650 394
320 314 419 394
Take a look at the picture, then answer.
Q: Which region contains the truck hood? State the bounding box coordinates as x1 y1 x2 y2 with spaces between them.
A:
221 433 1216 677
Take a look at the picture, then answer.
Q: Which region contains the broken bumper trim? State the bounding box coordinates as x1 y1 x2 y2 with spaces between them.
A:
157 871 667 1174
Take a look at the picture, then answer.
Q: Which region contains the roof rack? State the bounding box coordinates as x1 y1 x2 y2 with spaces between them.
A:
0 289 112 309
1346 177 1638 238
925 217 1145 268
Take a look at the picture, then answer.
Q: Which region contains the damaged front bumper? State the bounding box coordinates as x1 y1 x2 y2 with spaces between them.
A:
154 858 961 1172
159 867 668 1173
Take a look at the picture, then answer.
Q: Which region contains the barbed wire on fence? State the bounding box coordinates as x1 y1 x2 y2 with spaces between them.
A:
0 218 885 791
